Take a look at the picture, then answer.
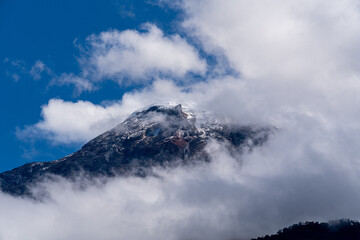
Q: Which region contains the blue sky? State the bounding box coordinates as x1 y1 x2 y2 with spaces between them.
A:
0 0 187 172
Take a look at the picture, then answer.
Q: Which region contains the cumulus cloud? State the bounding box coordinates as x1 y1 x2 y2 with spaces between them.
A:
83 23 206 80
55 23 206 93
178 0 360 126
16 99 140 144
181 0 360 81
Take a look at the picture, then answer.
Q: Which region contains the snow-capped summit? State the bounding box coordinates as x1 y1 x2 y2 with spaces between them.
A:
0 104 273 197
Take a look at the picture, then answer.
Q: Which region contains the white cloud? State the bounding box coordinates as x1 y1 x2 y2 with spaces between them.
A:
55 23 207 92
17 99 140 144
181 0 360 82
84 23 206 81
2 137 360 240
16 79 188 144
11 80 360 237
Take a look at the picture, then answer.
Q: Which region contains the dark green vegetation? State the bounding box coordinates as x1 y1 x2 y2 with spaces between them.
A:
253 219 360 240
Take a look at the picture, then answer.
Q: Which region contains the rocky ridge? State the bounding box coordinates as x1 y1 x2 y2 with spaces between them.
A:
0 104 273 197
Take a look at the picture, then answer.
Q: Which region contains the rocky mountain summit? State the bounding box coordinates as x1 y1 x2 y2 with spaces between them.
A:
0 104 273 197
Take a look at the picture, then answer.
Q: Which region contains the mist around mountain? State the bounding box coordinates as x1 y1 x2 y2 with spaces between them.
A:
1 105 360 240
0 105 277 240
0 104 272 198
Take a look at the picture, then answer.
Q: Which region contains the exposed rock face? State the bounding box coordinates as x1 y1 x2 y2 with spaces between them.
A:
0 104 273 197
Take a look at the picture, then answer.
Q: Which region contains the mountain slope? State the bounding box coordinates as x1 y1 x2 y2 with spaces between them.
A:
0 104 272 197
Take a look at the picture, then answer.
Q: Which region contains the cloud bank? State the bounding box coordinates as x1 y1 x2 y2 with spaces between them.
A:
2 137 360 240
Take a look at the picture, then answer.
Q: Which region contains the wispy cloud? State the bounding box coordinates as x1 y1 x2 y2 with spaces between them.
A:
50 73 96 95
30 60 53 80
3 58 53 82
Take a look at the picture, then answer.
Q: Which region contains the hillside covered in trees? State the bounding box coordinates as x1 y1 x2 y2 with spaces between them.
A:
253 219 360 240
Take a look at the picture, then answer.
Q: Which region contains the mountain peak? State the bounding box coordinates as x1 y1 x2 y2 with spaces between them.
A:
0 104 273 197
124 104 194 123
